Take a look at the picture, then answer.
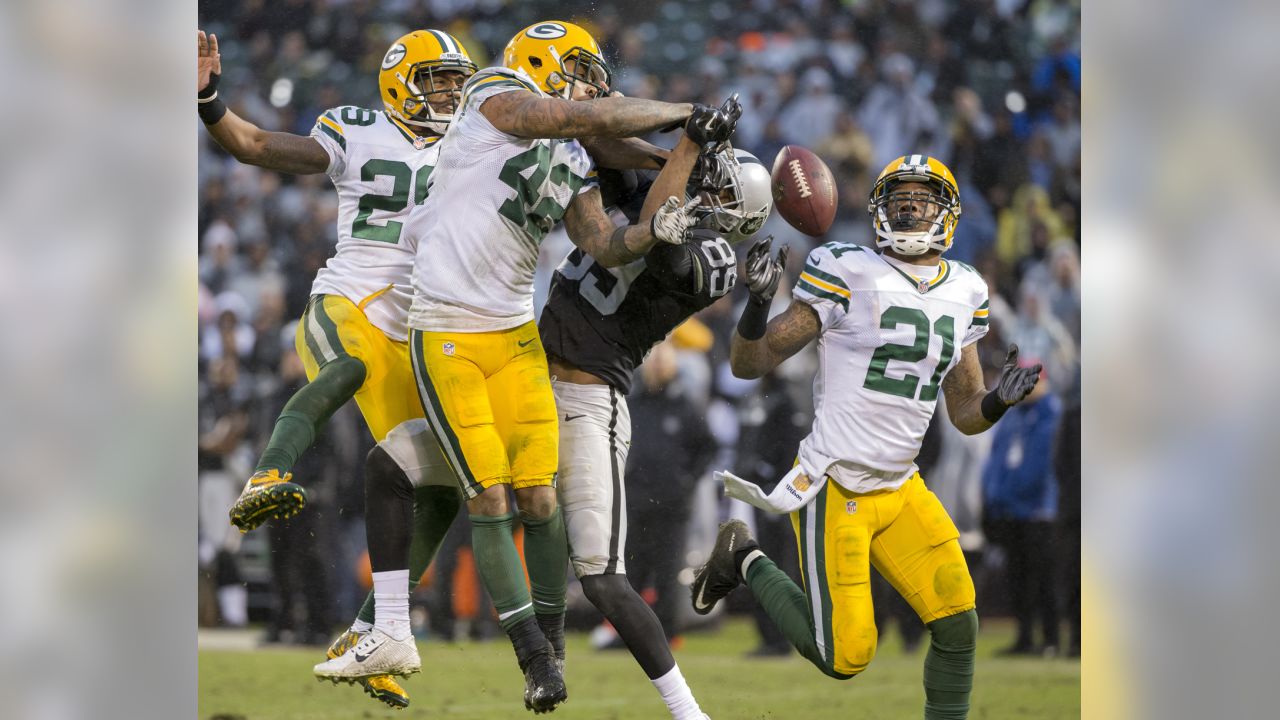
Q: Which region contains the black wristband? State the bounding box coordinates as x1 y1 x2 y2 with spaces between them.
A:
198 94 227 125
980 390 1009 424
737 296 771 341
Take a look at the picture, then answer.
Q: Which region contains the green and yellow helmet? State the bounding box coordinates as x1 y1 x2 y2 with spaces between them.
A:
867 154 962 255
378 30 477 133
502 21 611 98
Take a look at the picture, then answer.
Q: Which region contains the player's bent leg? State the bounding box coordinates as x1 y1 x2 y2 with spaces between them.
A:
232 295 372 533
870 475 978 719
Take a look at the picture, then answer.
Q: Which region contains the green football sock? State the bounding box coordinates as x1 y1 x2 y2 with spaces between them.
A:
924 610 978 720
744 557 831 672
470 512 535 631
357 486 461 626
521 508 568 658
255 356 366 474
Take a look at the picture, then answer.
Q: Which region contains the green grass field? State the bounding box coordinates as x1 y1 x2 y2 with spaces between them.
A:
199 618 1078 719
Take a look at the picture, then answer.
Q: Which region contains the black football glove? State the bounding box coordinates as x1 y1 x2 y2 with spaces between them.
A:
992 344 1042 406
743 235 789 302
685 93 741 148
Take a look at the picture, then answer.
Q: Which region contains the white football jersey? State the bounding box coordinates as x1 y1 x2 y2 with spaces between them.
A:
793 242 990 493
309 106 442 342
407 67 599 332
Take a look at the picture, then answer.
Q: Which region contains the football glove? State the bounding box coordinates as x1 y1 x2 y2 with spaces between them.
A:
685 93 742 149
650 195 702 245
743 235 789 302
992 345 1042 406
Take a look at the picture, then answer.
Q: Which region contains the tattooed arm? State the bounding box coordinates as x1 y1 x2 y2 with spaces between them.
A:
730 300 822 379
579 136 670 170
480 90 693 139
562 134 701 267
941 345 994 435
204 110 331 174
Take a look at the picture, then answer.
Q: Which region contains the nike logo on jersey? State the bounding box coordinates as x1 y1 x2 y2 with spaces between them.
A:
563 414 586 422
518 338 536 347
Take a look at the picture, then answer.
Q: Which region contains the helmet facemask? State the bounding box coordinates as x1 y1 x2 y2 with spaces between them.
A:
537 47 611 99
869 178 960 256
394 60 476 132
688 148 771 244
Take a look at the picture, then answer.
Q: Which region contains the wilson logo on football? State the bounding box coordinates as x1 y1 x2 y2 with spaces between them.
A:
788 159 813 199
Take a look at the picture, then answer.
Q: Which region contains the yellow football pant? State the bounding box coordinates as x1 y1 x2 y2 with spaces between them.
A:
409 322 558 499
791 473 976 676
295 294 422 441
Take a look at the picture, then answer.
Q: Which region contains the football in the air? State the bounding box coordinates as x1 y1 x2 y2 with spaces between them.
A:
770 145 838 236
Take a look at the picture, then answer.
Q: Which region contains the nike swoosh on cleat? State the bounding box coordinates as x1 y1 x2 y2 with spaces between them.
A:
354 640 383 662
693 580 713 612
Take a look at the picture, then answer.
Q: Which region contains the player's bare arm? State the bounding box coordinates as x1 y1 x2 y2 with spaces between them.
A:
943 343 1043 435
730 300 821 379
480 90 693 140
563 126 715 266
578 136 670 170
198 30 330 174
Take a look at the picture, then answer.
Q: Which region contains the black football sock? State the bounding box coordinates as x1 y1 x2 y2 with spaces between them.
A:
356 485 460 626
581 574 675 679
363 446 413 572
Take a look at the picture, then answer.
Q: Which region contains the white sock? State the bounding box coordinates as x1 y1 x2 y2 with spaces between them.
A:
350 618 373 634
740 549 766 581
372 569 411 640
651 664 703 719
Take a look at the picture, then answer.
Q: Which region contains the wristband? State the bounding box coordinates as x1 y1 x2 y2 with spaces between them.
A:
736 296 771 341
198 93 227 125
980 390 1009 424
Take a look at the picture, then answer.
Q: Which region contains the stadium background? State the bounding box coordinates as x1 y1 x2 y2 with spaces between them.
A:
197 0 1080 716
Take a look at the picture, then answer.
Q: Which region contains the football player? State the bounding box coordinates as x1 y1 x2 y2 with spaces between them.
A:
315 19 737 713
539 146 772 719
198 28 475 709
689 156 1043 720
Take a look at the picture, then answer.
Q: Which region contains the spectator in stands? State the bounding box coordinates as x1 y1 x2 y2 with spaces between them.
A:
858 53 941 170
982 363 1062 656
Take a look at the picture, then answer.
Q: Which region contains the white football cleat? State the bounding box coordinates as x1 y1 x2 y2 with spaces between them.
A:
313 628 421 682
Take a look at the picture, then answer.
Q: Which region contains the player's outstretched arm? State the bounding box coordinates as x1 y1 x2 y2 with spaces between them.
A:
197 30 329 175
729 238 818 378
562 134 703 267
480 90 692 140
730 300 820 379
579 136 670 171
942 344 1043 435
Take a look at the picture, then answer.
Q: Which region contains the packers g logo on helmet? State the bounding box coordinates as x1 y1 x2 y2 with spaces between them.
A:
378 29 477 134
866 154 962 256
503 20 611 99
525 22 568 40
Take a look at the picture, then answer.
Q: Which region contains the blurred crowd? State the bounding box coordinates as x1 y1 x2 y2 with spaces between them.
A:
198 0 1080 658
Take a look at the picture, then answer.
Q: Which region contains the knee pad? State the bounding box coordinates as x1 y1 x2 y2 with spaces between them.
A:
324 355 368 396
929 608 978 652
579 574 637 617
366 445 414 502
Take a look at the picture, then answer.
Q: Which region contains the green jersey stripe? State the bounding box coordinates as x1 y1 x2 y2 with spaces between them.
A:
317 122 346 151
971 316 989 326
797 279 850 311
803 264 849 291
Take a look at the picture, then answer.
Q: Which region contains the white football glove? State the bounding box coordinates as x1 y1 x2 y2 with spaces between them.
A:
650 196 702 245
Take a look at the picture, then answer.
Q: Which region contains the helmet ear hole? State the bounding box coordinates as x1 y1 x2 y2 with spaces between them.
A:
388 88 398 99
528 56 543 68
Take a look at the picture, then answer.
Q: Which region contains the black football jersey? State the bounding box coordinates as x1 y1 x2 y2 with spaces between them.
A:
539 228 738 393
